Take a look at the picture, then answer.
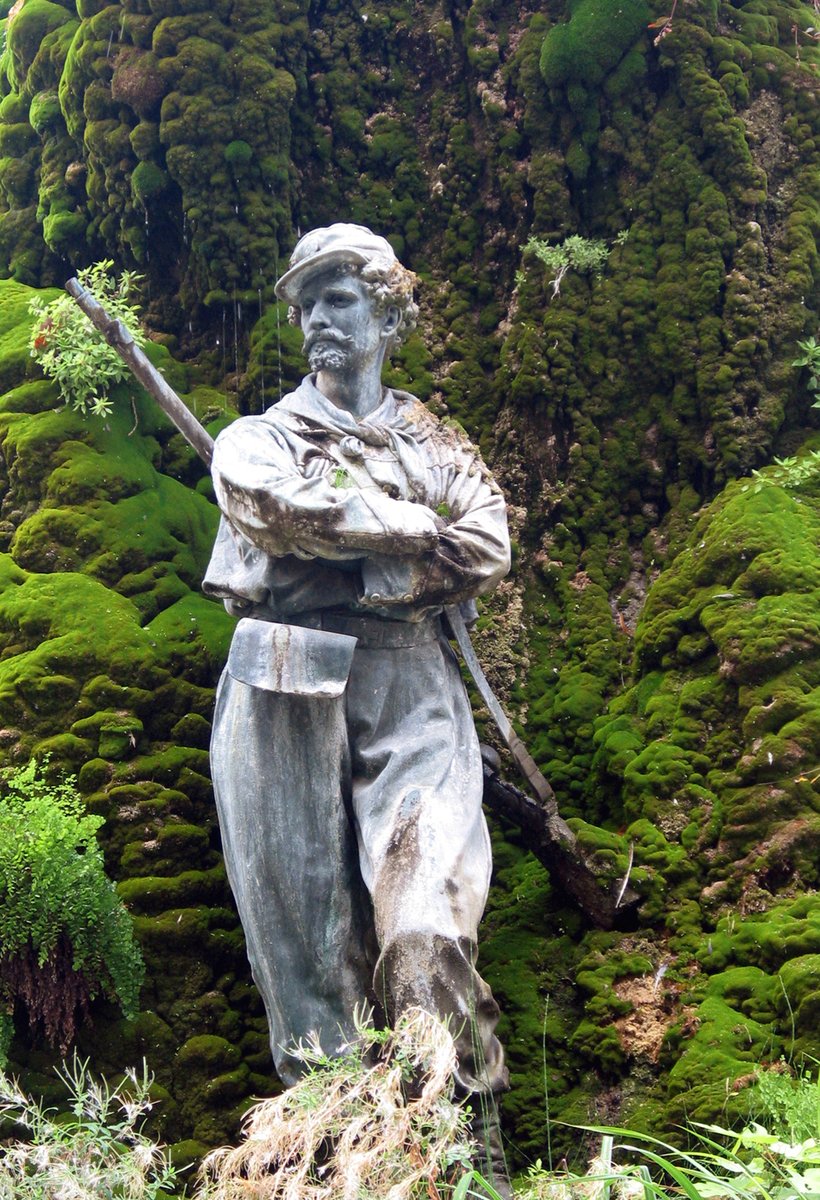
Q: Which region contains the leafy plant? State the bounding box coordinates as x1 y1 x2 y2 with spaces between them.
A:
197 1006 476 1200
792 336 820 408
0 1055 177 1198
517 1091 820 1200
28 259 146 417
332 466 356 489
0 760 144 1064
742 449 820 493
753 1060 820 1148
517 234 624 298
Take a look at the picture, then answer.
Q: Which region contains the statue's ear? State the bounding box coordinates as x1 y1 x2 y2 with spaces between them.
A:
381 305 400 339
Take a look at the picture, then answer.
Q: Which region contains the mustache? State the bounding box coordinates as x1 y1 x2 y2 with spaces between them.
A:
304 330 355 353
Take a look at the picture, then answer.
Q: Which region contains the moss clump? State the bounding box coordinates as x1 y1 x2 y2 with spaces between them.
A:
41 210 85 254
131 161 169 205
27 90 61 134
173 1034 249 1144
117 866 228 914
539 0 651 90
223 139 253 168
97 715 143 760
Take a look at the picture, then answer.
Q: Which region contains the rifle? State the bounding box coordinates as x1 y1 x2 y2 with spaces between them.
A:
65 276 636 928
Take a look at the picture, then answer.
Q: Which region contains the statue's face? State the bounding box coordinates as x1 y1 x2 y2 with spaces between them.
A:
297 268 387 375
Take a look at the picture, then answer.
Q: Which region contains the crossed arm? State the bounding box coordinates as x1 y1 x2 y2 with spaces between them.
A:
211 416 511 609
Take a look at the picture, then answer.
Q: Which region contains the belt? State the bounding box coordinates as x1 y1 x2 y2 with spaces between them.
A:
290 610 441 649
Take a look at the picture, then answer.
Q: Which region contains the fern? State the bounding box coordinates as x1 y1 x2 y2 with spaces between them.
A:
0 761 144 1063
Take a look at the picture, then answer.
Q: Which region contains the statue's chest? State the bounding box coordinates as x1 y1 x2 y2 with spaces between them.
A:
298 426 430 503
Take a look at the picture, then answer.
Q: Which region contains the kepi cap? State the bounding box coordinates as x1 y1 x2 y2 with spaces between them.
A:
275 223 397 304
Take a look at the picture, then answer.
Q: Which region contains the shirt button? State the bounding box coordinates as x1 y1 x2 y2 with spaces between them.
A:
339 436 365 460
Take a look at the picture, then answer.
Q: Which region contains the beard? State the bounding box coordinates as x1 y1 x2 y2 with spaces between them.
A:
305 332 354 373
308 343 351 372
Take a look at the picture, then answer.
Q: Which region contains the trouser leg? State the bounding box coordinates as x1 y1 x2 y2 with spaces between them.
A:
376 931 507 1097
211 668 377 1085
347 636 508 1098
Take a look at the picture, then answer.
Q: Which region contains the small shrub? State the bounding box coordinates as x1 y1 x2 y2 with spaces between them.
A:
0 1055 177 1198
0 760 144 1064
792 335 820 407
28 259 146 417
518 233 623 297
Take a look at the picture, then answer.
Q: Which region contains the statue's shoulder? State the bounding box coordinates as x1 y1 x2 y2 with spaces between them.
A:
392 390 503 493
212 399 314 466
392 391 478 457
260 393 317 434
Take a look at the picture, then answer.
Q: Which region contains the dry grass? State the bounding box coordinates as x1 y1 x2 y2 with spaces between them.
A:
197 1008 475 1200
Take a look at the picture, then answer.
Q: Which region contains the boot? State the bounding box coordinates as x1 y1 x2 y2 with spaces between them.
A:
467 1096 514 1200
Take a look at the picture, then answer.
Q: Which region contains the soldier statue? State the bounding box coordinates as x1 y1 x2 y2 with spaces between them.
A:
203 224 512 1192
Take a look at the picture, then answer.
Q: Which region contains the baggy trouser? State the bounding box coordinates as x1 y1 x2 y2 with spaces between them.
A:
211 615 508 1095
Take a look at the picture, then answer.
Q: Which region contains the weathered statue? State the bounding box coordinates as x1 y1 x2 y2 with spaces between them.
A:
202 224 512 1185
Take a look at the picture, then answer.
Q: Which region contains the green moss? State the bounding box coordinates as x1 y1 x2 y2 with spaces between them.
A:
4 0 74 90
0 122 35 160
41 209 86 253
77 757 111 793
539 0 650 90
27 90 62 134
116 868 228 912
0 567 150 723
176 1033 240 1072
131 160 169 204
223 138 253 167
120 824 214 875
171 711 211 748
131 906 211 949
98 715 144 760
33 730 91 764
173 1035 248 1144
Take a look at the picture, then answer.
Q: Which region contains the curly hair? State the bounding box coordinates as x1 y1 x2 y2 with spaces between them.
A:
288 258 419 350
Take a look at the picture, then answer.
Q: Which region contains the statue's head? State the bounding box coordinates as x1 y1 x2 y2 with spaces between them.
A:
275 224 419 350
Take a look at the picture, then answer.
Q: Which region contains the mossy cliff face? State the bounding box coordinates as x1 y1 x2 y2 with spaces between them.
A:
0 0 300 317
474 0 818 1157
478 453 820 1157
0 279 279 1156
0 0 817 1171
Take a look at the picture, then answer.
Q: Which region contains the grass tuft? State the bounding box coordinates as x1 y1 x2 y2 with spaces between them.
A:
198 1006 476 1200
